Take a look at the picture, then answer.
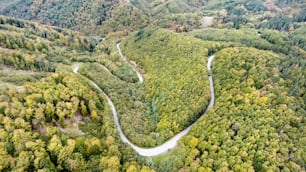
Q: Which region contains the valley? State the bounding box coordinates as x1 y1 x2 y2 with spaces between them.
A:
0 0 305 171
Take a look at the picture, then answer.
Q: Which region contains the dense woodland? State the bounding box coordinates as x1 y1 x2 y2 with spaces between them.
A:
154 48 305 171
0 0 149 35
79 29 215 147
0 15 101 70
1 0 305 34
0 0 305 171
1 0 116 34
122 29 211 143
0 71 156 171
0 16 154 171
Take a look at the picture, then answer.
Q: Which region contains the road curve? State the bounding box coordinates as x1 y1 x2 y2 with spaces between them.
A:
98 64 112 75
73 55 215 157
116 43 144 83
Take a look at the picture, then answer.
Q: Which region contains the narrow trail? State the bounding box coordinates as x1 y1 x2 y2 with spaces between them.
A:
98 64 112 75
73 54 215 157
116 43 144 83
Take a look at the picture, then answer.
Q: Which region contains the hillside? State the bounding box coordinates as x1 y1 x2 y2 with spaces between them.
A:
80 28 215 147
0 16 154 171
0 0 148 35
0 15 101 85
1 0 305 34
1 0 115 32
0 1 305 172
156 47 305 171
131 0 207 14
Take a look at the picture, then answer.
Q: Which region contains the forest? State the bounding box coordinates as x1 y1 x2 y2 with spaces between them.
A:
0 0 305 171
0 15 154 171
79 28 215 147
2 0 305 34
154 47 305 171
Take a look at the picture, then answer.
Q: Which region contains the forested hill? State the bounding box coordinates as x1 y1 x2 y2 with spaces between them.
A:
0 15 101 72
0 16 154 171
0 0 305 171
156 47 305 171
1 0 305 34
0 0 149 35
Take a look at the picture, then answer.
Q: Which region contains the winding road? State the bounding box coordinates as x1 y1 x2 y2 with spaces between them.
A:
73 49 215 157
116 43 144 83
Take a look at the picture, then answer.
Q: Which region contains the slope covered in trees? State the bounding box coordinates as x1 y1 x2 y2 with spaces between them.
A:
0 1 305 171
155 47 305 171
0 16 155 171
191 28 291 54
0 15 100 90
0 15 100 71
0 15 140 82
131 0 207 14
1 0 115 33
122 28 211 140
1 0 305 34
0 0 149 35
0 72 155 171
289 25 306 51
78 28 217 147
